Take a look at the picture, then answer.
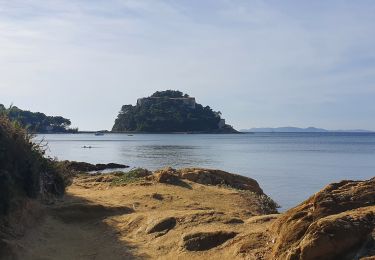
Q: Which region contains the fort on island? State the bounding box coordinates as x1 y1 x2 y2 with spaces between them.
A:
112 90 234 133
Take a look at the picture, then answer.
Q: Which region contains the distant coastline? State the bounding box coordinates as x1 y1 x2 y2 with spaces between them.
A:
41 130 242 134
241 127 374 133
37 129 374 134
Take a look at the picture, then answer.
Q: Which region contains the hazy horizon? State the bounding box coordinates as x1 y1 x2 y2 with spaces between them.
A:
1 1 374 131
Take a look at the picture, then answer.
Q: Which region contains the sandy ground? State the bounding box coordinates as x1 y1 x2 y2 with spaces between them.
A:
13 175 277 260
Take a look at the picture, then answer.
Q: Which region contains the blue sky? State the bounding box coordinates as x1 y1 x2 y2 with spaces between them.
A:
0 0 374 130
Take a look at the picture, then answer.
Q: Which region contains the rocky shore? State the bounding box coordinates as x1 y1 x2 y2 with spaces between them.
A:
1 167 374 259
59 160 129 172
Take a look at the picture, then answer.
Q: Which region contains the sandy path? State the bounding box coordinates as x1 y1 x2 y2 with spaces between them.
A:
16 200 138 260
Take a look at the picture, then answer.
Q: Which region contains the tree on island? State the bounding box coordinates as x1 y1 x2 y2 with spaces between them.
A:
0 104 77 133
112 90 236 133
151 90 187 98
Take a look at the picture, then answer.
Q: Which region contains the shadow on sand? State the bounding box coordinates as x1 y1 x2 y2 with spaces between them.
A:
12 194 149 260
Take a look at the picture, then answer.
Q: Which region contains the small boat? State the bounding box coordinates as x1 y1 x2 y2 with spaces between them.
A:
94 132 104 136
127 134 133 136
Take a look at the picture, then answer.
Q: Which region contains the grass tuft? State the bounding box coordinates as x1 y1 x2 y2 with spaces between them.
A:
111 168 150 185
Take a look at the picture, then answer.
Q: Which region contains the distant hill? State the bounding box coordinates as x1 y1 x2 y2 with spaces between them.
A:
112 90 237 133
241 127 373 133
0 104 77 133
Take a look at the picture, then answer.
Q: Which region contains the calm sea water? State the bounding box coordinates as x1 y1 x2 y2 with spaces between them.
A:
34 133 375 210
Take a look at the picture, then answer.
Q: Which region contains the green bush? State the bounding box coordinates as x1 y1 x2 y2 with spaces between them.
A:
0 116 68 215
111 168 151 185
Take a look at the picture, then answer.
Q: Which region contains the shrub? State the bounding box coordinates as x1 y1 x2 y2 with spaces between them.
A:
111 168 151 185
0 116 68 215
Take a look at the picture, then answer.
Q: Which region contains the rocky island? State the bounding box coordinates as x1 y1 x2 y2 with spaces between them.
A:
112 90 237 133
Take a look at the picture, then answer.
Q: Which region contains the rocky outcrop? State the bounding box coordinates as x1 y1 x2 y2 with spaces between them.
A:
179 168 264 194
153 167 264 194
270 177 375 260
61 161 129 172
153 168 181 184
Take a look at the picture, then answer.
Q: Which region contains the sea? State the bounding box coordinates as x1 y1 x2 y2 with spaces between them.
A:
34 132 375 211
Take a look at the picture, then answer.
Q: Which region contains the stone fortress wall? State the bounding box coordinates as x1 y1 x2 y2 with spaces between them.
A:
137 97 196 109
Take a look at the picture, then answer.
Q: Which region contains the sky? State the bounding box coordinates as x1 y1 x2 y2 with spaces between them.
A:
0 0 374 131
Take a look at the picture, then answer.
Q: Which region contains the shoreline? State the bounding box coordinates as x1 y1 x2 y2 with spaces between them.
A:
35 131 244 134
35 131 375 134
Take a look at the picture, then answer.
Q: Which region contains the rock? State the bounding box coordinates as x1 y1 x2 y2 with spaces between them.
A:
62 161 129 172
291 208 374 260
270 177 375 260
178 168 264 194
153 168 181 184
95 163 129 171
146 217 177 234
153 167 264 194
151 193 164 200
181 231 237 251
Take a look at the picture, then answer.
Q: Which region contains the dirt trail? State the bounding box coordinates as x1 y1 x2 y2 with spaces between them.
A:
16 199 138 259
17 215 135 260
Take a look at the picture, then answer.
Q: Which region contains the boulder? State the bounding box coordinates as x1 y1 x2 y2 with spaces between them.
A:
95 163 129 171
178 168 264 194
291 207 374 260
62 161 129 172
152 167 264 194
270 177 375 260
153 168 181 184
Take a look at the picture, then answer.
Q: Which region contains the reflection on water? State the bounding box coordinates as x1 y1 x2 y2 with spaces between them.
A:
35 133 375 210
135 145 197 157
123 145 216 169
